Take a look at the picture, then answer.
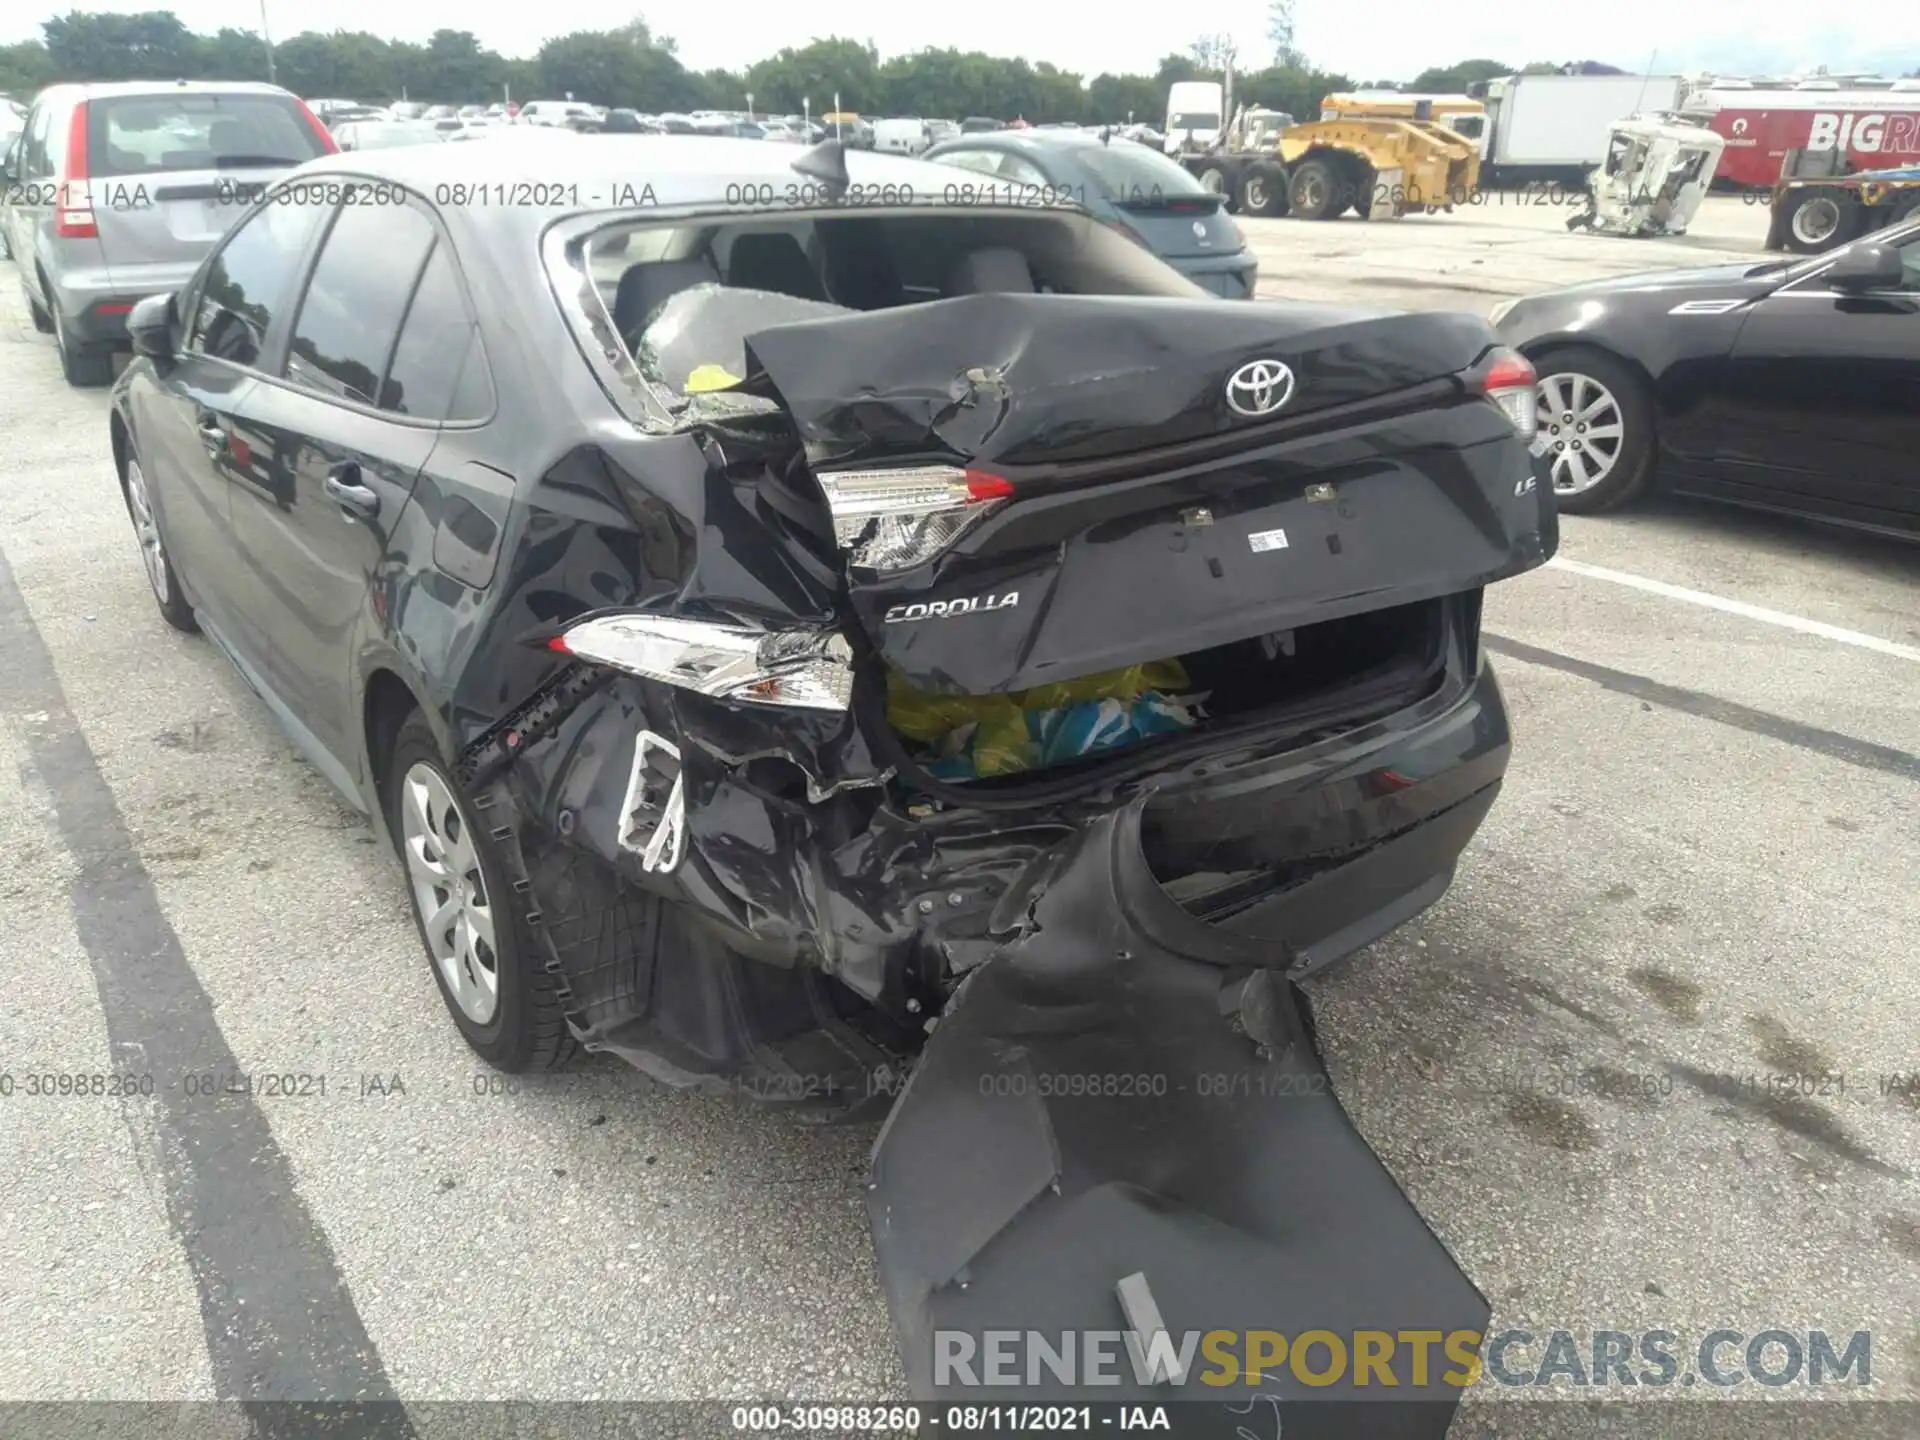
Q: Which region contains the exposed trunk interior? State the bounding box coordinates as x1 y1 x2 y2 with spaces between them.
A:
878 595 1451 792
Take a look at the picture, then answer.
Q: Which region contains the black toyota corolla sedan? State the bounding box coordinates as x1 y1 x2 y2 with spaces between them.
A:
110 133 1553 1417
1494 217 1920 539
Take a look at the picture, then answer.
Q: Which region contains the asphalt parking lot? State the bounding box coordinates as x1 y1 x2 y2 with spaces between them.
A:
2 193 1917 1437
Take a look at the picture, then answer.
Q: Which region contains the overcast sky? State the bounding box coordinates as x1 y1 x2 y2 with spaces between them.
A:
4 0 1912 83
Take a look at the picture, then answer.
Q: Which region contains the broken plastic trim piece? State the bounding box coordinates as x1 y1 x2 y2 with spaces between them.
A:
552 614 855 711
618 729 686 872
814 466 1013 574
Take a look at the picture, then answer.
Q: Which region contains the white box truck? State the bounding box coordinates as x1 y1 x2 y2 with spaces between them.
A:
1477 73 1689 181
1165 81 1225 155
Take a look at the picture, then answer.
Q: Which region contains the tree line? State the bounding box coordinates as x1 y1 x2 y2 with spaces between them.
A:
0 12 1625 125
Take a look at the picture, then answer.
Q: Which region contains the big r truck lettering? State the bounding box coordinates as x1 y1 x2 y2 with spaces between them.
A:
1806 112 1920 155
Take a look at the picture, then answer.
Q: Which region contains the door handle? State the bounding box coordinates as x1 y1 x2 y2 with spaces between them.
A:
324 462 380 520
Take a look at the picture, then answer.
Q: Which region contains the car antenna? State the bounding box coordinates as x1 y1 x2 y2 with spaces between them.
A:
791 137 849 199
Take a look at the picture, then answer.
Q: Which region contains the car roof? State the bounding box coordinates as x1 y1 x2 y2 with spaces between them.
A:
34 80 295 102
934 129 1136 153
299 133 960 205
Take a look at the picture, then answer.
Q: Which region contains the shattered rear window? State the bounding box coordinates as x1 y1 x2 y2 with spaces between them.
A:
634 284 849 396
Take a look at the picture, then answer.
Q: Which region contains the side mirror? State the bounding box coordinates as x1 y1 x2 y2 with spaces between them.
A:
128 292 178 361
1 143 17 183
1827 240 1904 292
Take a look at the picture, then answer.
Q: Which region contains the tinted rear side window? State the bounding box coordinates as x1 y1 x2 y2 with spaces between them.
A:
285 197 436 406
381 242 494 420
90 93 328 180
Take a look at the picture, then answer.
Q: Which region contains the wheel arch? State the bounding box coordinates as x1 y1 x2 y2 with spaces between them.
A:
358 662 463 853
109 408 130 479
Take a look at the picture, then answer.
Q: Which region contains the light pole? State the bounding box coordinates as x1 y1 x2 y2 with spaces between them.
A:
258 0 276 84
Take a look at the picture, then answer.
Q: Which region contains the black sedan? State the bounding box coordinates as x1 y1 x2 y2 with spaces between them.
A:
925 129 1259 299
110 134 1553 1415
1494 219 1920 537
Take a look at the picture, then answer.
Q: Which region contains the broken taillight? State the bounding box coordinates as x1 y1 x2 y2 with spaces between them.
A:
1473 347 1538 440
813 465 1013 574
549 614 854 711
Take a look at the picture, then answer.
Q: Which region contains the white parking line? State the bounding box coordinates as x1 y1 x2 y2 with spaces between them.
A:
1545 556 1920 664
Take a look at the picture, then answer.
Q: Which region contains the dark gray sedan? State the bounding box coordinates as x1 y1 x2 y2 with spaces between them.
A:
925 128 1259 298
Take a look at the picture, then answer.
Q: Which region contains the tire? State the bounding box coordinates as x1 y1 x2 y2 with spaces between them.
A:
26 286 55 334
1345 164 1377 218
1239 162 1289 218
53 302 114 386
1781 188 1861 254
1195 164 1231 197
119 446 198 633
385 712 579 1074
1530 346 1656 515
1287 157 1342 220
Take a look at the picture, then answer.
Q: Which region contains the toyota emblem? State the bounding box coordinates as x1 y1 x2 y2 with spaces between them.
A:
1225 359 1295 417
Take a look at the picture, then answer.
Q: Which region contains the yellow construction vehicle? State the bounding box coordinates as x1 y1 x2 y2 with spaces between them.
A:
1216 93 1485 221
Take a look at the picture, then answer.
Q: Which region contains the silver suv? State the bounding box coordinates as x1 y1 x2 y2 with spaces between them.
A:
3 80 336 386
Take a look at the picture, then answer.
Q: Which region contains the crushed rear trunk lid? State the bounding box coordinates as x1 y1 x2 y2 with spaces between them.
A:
740 292 1552 694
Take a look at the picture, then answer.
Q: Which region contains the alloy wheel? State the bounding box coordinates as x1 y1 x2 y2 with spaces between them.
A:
1296 172 1326 212
400 763 500 1025
124 459 172 605
1532 373 1625 496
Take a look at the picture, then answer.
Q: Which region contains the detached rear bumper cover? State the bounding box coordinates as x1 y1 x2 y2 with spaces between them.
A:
867 799 1488 1428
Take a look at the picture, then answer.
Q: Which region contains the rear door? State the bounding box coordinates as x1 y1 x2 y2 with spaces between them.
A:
1714 234 1920 532
228 187 459 766
86 89 332 294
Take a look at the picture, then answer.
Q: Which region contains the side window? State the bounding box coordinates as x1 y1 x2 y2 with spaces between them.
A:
381 241 494 421
187 194 329 368
22 104 51 179
283 194 436 406
996 154 1051 187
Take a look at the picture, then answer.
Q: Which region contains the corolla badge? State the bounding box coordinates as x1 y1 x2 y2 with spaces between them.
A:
883 590 1019 623
1225 359 1295 417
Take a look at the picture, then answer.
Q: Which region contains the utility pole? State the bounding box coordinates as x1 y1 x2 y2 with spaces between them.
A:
258 0 276 84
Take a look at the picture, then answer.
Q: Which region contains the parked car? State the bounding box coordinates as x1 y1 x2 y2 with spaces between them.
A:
519 101 600 131
334 119 446 151
600 108 651 134
387 101 427 120
925 129 1260 298
107 134 1548 1414
872 117 931 155
959 115 1004 133
1493 219 1920 536
3 80 336 386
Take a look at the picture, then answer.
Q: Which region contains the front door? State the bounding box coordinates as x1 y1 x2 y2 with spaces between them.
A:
1714 232 1920 533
